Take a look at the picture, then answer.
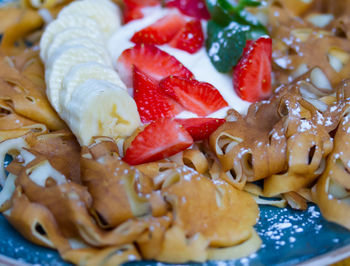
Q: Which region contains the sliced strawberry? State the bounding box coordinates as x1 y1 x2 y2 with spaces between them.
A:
133 66 182 123
123 0 161 24
124 118 193 165
160 76 228 116
169 19 204 54
123 6 143 24
243 40 254 53
116 44 194 88
233 36 272 102
131 13 186 45
165 0 210 20
176 118 226 141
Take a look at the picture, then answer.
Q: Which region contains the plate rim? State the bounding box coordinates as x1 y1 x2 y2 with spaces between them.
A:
0 245 349 266
0 254 31 266
298 244 350 266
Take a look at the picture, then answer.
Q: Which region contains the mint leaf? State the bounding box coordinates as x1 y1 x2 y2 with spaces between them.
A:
206 21 247 72
204 0 267 73
207 0 267 38
206 0 261 18
235 0 261 11
210 1 233 25
205 0 217 14
234 9 268 39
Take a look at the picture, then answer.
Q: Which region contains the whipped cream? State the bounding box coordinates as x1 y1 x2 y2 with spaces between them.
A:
108 6 251 118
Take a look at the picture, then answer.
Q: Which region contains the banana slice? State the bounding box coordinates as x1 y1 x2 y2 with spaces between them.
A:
46 27 104 62
64 79 141 146
45 45 108 112
60 62 126 112
40 14 102 62
58 0 121 36
47 37 111 65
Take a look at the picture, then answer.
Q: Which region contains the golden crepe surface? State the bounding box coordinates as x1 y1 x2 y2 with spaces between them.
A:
0 133 261 264
1 0 350 265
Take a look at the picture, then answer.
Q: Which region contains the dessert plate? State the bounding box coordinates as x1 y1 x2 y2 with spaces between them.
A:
0 0 350 265
1 199 350 265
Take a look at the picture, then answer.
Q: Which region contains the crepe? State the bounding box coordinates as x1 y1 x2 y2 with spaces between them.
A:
0 0 349 265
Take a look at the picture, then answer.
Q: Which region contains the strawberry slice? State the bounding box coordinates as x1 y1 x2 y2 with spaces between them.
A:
243 40 254 53
165 0 210 20
123 0 160 24
176 118 226 141
124 118 193 165
133 66 182 123
160 76 229 116
169 19 204 54
116 44 194 88
131 13 186 45
233 36 272 102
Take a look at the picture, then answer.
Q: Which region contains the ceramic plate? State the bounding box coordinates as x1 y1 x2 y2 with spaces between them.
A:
1 201 350 266
0 0 350 265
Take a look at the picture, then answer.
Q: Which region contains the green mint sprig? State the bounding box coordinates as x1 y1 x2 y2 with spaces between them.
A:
205 0 267 73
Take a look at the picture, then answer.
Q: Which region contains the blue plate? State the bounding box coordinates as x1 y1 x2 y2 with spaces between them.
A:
0 0 349 264
1 202 350 266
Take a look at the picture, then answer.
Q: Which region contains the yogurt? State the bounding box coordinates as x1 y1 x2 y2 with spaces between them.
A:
108 6 250 118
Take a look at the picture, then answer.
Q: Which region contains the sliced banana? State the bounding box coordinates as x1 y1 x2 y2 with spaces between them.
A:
58 0 121 36
40 14 102 62
65 79 141 146
47 37 111 65
45 45 108 112
60 62 126 112
46 27 104 62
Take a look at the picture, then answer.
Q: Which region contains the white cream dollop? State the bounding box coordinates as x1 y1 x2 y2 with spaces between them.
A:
108 6 251 118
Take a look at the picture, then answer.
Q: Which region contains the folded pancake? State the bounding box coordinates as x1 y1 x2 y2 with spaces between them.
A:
135 215 172 260
4 186 70 251
312 113 350 229
15 158 150 246
20 0 72 9
6 187 142 265
80 140 154 228
1 0 350 264
207 230 262 260
0 133 262 264
161 166 259 248
270 0 350 87
5 181 141 265
209 92 288 187
0 55 65 130
209 71 338 200
0 99 47 142
153 225 209 263
0 7 24 34
0 8 43 53
13 50 46 89
62 244 140 266
25 130 81 183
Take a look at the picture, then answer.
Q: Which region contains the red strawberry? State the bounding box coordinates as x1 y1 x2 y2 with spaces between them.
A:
165 0 210 20
123 6 143 24
123 0 160 24
116 44 194 88
233 36 272 102
160 76 228 116
124 118 193 165
131 13 186 45
133 66 182 123
169 19 204 54
243 40 254 53
176 118 226 141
